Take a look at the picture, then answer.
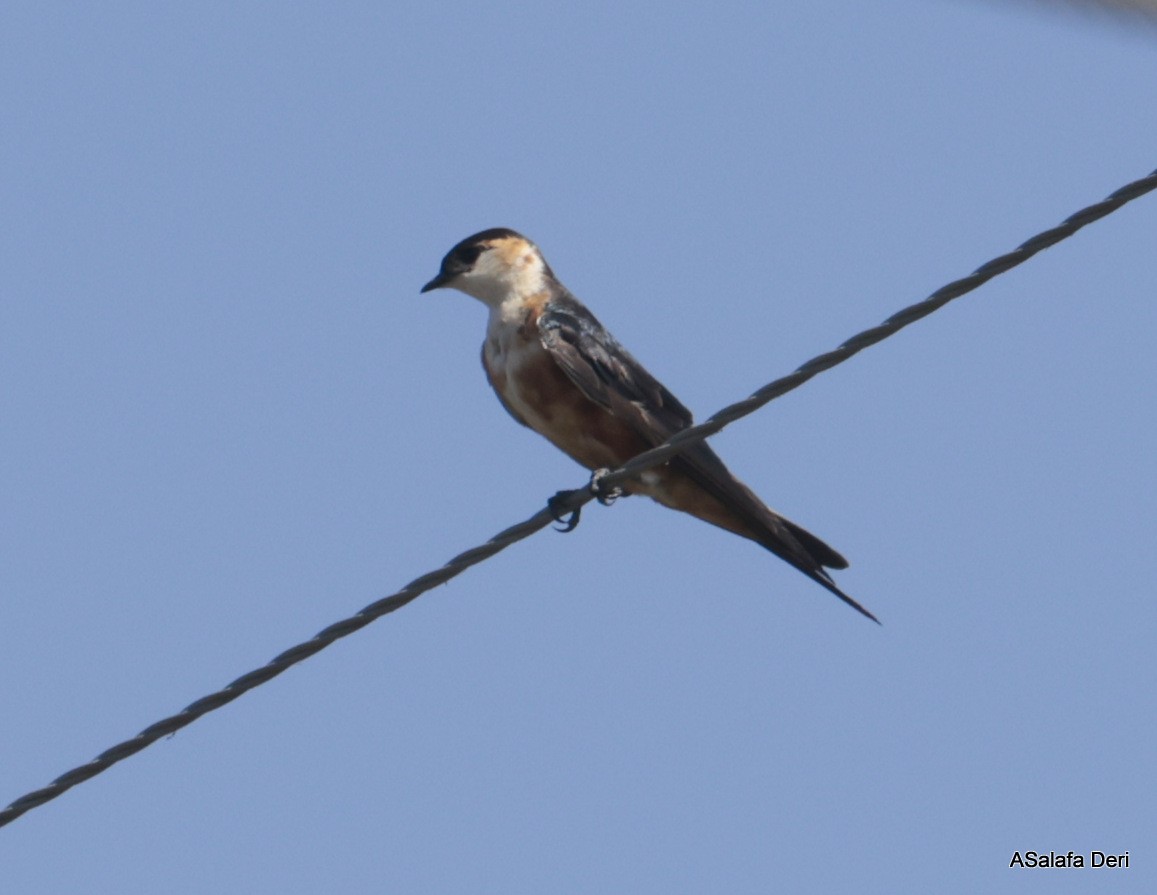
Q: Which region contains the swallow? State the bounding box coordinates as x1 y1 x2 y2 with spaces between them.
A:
422 228 877 622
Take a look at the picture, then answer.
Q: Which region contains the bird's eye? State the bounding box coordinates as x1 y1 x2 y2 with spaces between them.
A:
457 245 484 267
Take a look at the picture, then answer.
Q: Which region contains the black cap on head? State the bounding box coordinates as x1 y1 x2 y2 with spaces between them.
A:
421 228 528 293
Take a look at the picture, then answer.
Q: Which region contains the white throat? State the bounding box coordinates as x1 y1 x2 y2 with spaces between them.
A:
455 248 549 310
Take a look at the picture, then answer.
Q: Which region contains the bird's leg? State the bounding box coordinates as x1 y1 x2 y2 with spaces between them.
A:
547 490 583 532
588 468 623 507
547 469 623 533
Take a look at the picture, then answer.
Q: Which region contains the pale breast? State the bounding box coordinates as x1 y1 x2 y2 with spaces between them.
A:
482 312 648 471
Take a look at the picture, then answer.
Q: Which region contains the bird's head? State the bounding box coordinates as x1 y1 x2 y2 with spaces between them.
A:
421 228 552 307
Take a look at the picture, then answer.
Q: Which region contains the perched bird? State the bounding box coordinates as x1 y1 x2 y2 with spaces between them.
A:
422 228 876 622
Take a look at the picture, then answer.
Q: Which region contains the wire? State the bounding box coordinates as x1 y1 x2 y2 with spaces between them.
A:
600 168 1157 490
2 167 1154 830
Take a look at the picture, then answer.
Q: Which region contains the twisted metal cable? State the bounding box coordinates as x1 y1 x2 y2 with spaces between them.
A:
599 169 1157 490
2 167 1154 830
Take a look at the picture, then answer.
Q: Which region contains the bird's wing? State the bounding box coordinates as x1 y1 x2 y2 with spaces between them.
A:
537 296 694 441
537 296 852 575
537 294 872 621
537 297 777 515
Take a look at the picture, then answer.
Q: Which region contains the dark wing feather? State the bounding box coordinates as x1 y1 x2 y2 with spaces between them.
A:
537 296 781 519
536 294 873 620
537 295 693 439
537 295 773 500
537 296 854 577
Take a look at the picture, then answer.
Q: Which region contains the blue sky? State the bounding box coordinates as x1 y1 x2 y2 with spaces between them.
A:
2 2 1155 892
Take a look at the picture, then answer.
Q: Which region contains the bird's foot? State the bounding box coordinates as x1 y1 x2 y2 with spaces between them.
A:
589 468 623 506
547 490 583 533
547 470 623 533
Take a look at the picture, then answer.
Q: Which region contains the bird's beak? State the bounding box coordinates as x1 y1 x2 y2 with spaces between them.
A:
420 272 451 293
